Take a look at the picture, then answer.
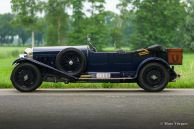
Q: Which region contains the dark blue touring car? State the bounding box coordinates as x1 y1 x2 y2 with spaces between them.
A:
10 44 182 92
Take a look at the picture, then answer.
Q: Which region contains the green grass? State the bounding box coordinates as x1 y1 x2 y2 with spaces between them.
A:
168 53 194 88
0 47 25 59
0 47 194 88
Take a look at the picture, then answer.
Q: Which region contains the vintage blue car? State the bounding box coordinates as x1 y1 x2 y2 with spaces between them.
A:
10 44 182 92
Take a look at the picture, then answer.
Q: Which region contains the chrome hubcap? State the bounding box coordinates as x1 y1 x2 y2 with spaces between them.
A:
150 75 158 80
24 75 29 81
69 60 74 65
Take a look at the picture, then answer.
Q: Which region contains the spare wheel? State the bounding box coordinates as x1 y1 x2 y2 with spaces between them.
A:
55 48 86 76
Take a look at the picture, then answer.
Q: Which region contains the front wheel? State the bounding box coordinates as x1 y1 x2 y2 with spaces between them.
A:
137 63 169 92
11 63 42 92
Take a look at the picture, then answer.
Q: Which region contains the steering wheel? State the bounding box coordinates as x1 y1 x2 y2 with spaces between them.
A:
89 42 97 52
87 35 97 52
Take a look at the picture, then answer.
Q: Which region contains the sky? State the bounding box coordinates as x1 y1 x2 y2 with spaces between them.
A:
0 0 120 14
0 0 12 14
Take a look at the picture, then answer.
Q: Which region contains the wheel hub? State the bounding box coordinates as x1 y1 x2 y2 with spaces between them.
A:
23 74 29 81
144 69 163 87
150 75 158 80
69 60 74 65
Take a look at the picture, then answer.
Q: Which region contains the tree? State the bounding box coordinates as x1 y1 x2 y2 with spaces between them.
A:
114 0 135 48
179 0 194 51
68 0 110 50
44 0 69 45
81 0 111 50
0 13 15 44
14 27 30 45
128 0 186 48
11 0 43 47
68 0 86 45
84 13 110 50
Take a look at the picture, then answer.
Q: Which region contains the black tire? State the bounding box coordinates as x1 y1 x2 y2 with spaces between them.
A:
137 81 143 88
11 63 42 92
137 62 169 92
55 48 86 76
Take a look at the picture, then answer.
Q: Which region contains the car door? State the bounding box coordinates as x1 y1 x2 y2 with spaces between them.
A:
112 52 133 72
87 52 109 72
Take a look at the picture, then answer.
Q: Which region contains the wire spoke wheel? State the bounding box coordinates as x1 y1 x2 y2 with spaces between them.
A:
16 67 36 87
143 67 164 87
138 63 169 92
60 52 82 73
56 48 86 76
11 63 42 92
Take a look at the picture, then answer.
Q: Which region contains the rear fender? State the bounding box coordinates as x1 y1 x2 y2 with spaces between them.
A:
135 57 171 78
13 58 77 81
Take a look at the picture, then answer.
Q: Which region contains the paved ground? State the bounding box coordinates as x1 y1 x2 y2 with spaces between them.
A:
0 89 194 129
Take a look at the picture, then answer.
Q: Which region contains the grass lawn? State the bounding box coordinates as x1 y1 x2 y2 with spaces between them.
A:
0 47 194 88
168 53 194 88
0 47 25 59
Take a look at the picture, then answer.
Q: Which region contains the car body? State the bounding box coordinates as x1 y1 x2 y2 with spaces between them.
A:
10 44 183 92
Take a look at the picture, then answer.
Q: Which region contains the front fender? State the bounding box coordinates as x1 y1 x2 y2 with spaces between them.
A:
13 58 28 65
135 57 171 78
12 58 77 81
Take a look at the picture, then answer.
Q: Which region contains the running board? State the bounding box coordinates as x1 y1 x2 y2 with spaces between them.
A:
79 77 133 80
78 77 135 83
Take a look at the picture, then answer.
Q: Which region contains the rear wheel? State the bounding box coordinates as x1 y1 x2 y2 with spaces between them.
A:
11 63 42 92
137 63 169 92
55 48 86 76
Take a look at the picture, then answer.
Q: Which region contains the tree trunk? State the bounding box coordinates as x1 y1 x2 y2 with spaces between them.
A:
57 17 61 45
32 31 35 48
